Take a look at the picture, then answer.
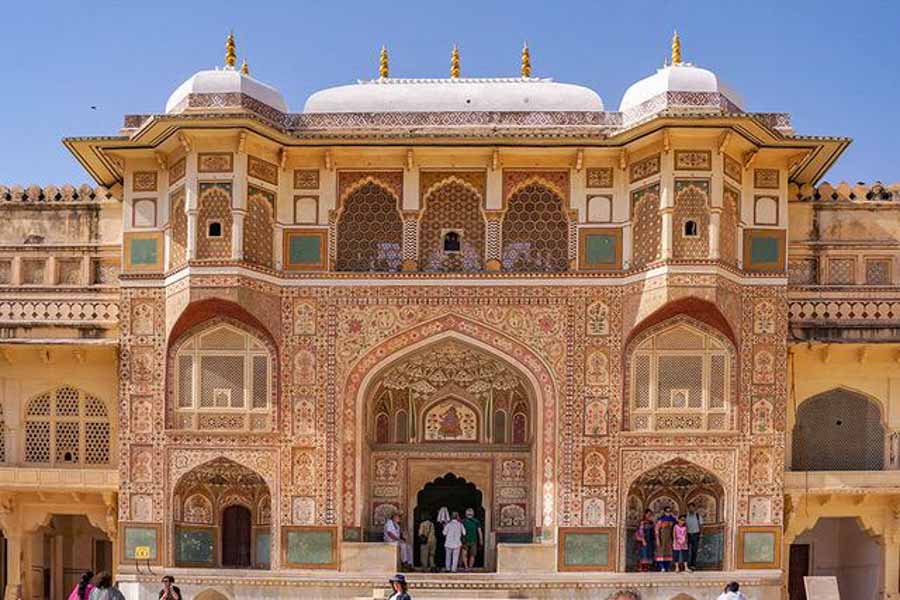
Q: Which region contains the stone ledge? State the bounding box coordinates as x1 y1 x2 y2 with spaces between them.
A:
0 467 118 490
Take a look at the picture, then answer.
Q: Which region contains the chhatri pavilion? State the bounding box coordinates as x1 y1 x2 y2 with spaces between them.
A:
0 31 898 600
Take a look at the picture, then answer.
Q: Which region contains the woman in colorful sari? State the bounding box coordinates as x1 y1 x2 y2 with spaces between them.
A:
654 505 677 571
633 509 656 571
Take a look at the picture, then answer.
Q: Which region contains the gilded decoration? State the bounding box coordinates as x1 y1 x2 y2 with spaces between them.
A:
248 155 279 186
628 154 660 183
586 167 613 188
293 169 320 190
198 152 234 173
753 168 779 189
723 154 742 183
674 150 712 171
133 171 158 192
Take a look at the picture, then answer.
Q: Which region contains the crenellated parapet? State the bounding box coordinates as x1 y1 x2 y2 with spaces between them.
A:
789 180 900 203
0 183 117 203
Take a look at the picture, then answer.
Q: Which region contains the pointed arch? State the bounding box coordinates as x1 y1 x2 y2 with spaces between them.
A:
336 178 403 272
22 385 112 466
502 180 570 272
419 177 486 272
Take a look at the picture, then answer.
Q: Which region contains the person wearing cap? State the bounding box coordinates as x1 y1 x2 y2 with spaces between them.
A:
461 508 483 570
384 510 413 568
388 573 412 600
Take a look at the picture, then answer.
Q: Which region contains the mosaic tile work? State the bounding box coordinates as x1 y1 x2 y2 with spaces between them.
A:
630 184 661 268
245 186 275 268
501 177 569 272
672 180 710 260
418 174 486 272
335 180 402 272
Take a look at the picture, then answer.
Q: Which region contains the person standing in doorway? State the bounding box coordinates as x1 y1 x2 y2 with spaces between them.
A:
68 571 94 600
654 506 677 572
417 513 437 571
634 509 655 571
685 502 703 570
384 511 413 569
442 511 465 572
461 508 483 570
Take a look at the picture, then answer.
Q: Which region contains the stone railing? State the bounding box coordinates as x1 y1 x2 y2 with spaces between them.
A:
0 298 120 324
789 181 900 203
0 184 116 203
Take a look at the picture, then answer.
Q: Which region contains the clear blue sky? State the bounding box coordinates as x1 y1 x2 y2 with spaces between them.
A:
1 0 897 185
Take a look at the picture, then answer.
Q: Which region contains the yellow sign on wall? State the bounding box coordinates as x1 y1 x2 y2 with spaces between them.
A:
134 546 151 560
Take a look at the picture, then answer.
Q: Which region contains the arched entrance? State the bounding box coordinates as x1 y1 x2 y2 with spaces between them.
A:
414 473 486 569
173 457 271 569
358 332 543 571
625 459 726 571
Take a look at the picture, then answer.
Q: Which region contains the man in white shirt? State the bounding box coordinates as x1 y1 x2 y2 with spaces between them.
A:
384 511 413 568
717 581 748 600
442 511 465 572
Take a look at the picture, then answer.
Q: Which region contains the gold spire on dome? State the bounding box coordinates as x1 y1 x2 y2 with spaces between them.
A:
379 45 389 78
520 41 531 78
225 31 237 68
450 45 460 79
241 59 249 75
671 30 682 65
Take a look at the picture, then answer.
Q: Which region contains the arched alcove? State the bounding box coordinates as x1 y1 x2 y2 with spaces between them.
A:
792 388 885 471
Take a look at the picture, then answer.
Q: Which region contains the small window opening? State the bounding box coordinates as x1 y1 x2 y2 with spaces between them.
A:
443 231 461 253
63 451 74 462
207 221 223 238
683 220 699 237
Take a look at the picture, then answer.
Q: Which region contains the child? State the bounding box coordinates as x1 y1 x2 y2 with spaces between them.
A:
673 515 690 573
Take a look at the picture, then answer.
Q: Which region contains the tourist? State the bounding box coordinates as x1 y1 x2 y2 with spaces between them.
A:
462 508 483 570
157 575 181 600
685 502 703 570
68 571 94 600
654 506 677 572
89 573 124 600
442 511 465 572
384 511 413 569
717 581 748 600
673 515 689 572
634 509 655 572
388 573 412 600
417 513 437 571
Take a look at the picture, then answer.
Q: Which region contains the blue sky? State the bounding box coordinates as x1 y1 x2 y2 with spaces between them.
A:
0 0 897 185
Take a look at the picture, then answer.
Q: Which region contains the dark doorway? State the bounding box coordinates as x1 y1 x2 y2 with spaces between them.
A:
221 505 252 567
789 544 810 600
414 473 486 570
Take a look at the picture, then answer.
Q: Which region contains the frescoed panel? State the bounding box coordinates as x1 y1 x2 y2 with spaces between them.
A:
737 526 780 569
586 167 613 188
294 169 320 190
248 155 279 185
198 152 233 173
121 524 160 564
175 526 216 567
674 150 712 171
282 526 338 569
124 232 164 272
283 229 328 270
255 530 272 568
558 527 615 571
579 228 622 271
743 229 785 272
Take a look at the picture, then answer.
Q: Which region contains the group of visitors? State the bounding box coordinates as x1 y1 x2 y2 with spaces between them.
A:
634 502 703 572
384 506 483 572
67 572 126 600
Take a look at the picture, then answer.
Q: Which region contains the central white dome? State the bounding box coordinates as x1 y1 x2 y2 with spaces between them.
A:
166 68 288 114
303 77 604 113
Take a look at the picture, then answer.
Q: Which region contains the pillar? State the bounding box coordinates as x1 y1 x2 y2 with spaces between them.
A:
885 502 900 600
709 209 722 260
659 149 675 261
184 152 199 261
231 210 246 260
232 149 248 261
0 495 22 600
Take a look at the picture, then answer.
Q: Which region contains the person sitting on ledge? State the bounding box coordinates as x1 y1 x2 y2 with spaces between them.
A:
384 510 413 569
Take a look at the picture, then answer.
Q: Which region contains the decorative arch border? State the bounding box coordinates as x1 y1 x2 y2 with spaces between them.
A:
342 313 558 531
336 172 403 216
618 449 736 572
793 385 888 426
421 174 485 206
166 449 280 569
502 172 570 209
164 316 280 431
622 314 739 431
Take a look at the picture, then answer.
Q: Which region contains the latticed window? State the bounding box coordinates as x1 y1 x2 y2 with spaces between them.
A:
501 183 569 272
629 322 732 432
174 324 273 431
336 182 403 272
24 386 111 466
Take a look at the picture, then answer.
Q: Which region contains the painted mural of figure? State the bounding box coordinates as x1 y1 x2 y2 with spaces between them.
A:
439 407 462 437
633 509 656 571
654 506 677 572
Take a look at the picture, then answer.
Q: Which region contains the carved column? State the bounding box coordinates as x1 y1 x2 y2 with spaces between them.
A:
484 211 503 271
709 208 722 260
401 211 419 271
232 150 248 261
231 210 246 261
0 494 22 600
884 501 900 600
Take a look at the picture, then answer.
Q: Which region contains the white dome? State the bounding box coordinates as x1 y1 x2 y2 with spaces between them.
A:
303 77 604 113
619 63 742 113
165 68 288 114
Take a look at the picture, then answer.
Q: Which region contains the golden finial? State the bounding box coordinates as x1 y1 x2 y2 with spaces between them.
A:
521 41 531 78
241 59 249 75
671 30 682 65
225 31 237 68
450 45 460 79
379 45 389 78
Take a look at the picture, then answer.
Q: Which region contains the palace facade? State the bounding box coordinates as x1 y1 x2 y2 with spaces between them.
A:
0 33 898 600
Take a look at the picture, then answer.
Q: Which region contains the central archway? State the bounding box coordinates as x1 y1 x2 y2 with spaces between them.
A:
414 473 486 569
625 459 726 572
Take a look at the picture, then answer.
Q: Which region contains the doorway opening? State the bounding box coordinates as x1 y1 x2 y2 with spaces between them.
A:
414 473 485 570
221 505 252 567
